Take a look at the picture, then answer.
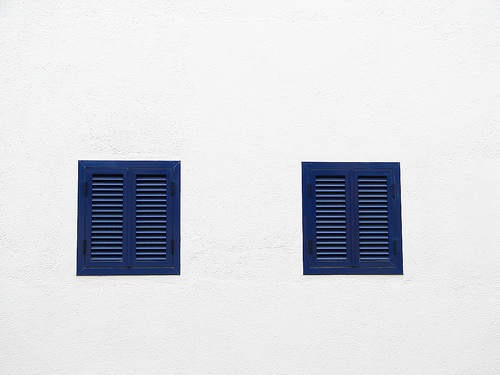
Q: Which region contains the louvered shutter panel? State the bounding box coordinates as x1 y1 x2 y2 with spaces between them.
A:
353 170 395 267
315 175 348 261
310 169 352 267
85 168 129 268
130 169 172 267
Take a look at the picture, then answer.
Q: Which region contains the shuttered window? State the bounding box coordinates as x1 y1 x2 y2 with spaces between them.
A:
302 162 402 275
77 161 180 275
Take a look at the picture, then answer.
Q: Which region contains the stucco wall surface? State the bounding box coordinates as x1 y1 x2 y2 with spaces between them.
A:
1 1 499 374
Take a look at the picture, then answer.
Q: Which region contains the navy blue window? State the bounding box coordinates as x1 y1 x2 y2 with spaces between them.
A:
302 162 402 275
77 161 180 275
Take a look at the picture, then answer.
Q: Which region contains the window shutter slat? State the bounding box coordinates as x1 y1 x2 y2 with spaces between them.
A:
90 174 124 261
357 175 390 261
315 175 348 261
134 174 169 262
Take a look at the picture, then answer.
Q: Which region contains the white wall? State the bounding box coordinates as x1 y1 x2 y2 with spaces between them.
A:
1 1 499 374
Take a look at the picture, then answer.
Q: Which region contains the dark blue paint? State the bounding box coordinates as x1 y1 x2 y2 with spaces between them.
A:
77 161 180 276
302 162 403 275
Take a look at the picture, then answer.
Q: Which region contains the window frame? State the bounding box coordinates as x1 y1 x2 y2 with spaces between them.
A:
77 160 180 276
302 162 403 275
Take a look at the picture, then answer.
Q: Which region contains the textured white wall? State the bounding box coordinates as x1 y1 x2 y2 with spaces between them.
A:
1 1 499 374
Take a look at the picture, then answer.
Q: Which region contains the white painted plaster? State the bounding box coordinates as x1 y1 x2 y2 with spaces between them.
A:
1 1 499 373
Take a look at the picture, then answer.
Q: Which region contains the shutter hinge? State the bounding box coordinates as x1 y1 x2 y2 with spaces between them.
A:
308 183 311 197
84 181 87 196
83 239 87 255
171 238 175 254
392 183 395 198
393 239 397 255
308 240 312 254
171 181 175 196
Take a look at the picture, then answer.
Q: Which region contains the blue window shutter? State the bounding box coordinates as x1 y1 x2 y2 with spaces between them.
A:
309 169 352 268
77 161 180 275
85 168 130 268
302 162 402 275
353 170 396 268
130 169 173 267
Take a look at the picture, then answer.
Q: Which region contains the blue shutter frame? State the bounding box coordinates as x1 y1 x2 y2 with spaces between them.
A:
302 162 403 275
77 161 180 275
